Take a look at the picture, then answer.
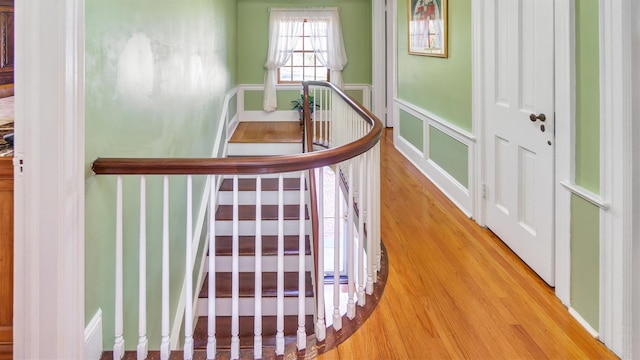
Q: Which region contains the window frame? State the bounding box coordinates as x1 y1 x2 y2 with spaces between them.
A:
277 19 330 84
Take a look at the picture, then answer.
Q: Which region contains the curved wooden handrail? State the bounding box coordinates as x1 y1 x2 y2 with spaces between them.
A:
92 83 383 175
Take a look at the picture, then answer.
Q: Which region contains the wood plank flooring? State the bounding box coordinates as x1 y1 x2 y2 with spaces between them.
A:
318 129 617 359
229 121 302 144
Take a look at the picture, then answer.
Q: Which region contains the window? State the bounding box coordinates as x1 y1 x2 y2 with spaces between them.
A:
278 20 329 84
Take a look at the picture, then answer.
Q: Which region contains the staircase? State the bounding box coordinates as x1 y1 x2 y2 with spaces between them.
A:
93 82 385 360
193 121 315 358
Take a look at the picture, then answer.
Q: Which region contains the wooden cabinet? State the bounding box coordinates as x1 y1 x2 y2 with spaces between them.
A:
0 157 12 357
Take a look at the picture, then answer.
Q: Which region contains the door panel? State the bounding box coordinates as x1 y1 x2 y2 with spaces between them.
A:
484 0 555 285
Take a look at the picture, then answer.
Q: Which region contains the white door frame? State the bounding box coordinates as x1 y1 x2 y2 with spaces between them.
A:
386 0 398 128
598 0 633 357
473 0 633 357
632 2 640 358
372 0 388 126
14 0 85 357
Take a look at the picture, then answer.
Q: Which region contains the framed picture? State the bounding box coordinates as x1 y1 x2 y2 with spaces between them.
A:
408 0 448 57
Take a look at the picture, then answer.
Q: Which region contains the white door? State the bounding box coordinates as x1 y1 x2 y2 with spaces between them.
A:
483 0 555 285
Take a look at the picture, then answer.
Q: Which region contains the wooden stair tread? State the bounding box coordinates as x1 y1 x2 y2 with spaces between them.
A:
229 122 302 144
213 235 311 256
199 272 313 299
193 315 314 349
215 205 309 221
220 178 305 192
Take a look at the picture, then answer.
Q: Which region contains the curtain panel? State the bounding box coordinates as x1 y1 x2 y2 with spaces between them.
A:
263 9 348 112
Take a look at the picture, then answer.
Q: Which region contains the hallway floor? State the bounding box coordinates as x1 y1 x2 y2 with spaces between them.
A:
317 129 617 359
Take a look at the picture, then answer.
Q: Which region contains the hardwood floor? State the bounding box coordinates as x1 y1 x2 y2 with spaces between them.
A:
229 121 302 144
318 129 616 359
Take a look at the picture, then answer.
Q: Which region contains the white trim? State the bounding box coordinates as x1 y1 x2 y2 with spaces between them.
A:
632 2 640 358
394 100 474 217
560 181 610 210
372 0 386 126
569 307 600 339
386 0 397 128
471 0 485 226
554 0 575 308
598 0 633 357
84 309 103 360
395 99 476 143
395 136 472 217
14 0 86 357
241 110 300 122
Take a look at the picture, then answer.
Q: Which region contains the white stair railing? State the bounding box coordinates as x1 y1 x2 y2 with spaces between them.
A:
92 81 382 360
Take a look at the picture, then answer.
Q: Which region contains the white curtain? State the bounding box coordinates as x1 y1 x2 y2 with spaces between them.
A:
308 10 348 88
263 11 303 111
263 8 348 111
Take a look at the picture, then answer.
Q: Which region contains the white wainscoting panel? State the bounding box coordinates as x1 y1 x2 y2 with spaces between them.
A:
394 99 476 218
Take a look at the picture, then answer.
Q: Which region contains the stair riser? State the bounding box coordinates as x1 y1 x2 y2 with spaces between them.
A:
208 255 313 273
227 143 302 156
218 191 301 206
197 297 315 317
227 172 304 179
215 220 311 236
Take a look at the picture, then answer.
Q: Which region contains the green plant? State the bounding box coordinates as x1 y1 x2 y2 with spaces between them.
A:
291 94 319 112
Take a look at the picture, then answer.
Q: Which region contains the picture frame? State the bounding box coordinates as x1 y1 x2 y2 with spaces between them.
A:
408 0 448 57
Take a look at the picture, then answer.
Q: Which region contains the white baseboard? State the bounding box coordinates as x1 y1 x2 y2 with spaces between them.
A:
240 110 299 122
395 135 472 217
569 307 599 338
84 309 103 360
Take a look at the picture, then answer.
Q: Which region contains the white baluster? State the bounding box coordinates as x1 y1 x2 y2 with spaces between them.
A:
375 144 381 272
161 176 171 360
347 161 356 320
137 176 148 360
276 174 285 355
231 175 240 360
332 166 342 331
207 176 217 359
357 156 366 307
254 176 263 359
317 87 322 145
297 172 306 350
366 150 374 294
315 168 326 341
184 175 194 360
114 176 124 360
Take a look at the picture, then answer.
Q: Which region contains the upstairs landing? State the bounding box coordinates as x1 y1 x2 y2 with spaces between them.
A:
228 121 303 156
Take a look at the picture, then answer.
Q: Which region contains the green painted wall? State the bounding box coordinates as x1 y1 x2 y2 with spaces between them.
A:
243 90 302 111
570 194 600 330
429 127 468 188
399 110 424 152
575 0 600 192
85 0 237 349
237 0 372 87
345 89 365 105
397 0 472 131
569 0 601 331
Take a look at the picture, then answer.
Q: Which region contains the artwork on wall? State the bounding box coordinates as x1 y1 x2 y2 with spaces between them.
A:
408 0 448 57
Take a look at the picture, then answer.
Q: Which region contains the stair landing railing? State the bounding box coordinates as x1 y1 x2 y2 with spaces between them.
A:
91 81 382 360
